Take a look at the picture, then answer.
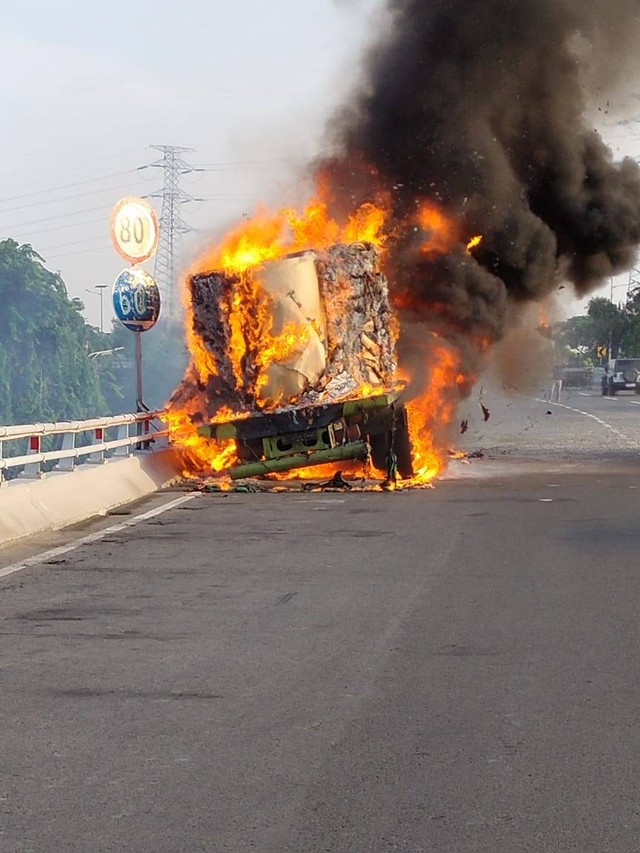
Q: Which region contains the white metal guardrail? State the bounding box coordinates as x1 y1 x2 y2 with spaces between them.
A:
0 411 168 483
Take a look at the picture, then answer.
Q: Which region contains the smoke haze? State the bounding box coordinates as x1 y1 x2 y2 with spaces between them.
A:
322 0 640 355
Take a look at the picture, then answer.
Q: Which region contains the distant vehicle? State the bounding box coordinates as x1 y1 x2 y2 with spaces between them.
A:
602 358 640 395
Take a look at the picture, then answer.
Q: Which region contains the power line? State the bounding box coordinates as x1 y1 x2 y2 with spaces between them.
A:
0 169 136 205
0 204 118 232
191 161 288 170
42 243 113 261
0 180 142 214
36 234 115 253
1 197 255 243
0 148 146 195
9 216 106 240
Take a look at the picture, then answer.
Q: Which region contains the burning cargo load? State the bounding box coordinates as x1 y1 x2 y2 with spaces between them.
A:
188 242 396 409
170 241 413 481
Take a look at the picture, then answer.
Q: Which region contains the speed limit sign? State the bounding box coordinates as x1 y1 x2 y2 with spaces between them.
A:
110 196 159 264
112 268 161 332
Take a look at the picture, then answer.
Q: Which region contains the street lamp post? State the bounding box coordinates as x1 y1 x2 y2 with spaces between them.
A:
96 284 108 334
86 284 109 333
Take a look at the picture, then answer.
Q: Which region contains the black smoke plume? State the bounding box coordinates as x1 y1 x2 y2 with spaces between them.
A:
322 0 640 358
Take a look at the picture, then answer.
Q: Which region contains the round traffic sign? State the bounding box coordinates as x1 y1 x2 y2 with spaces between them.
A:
112 268 161 332
110 196 159 264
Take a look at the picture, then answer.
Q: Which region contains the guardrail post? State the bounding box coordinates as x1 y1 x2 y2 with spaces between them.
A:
134 414 152 452
115 423 130 457
58 431 76 471
143 414 152 451
89 428 105 464
0 440 3 485
23 435 42 478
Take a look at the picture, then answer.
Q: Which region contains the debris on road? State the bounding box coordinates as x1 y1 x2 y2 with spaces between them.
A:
302 471 353 491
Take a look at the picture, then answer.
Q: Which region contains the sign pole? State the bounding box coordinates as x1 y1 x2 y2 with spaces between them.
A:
135 330 144 412
109 196 161 437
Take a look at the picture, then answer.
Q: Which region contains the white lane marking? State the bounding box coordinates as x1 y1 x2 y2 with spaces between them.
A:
0 493 201 580
602 397 618 402
535 398 635 445
578 392 593 397
630 400 640 406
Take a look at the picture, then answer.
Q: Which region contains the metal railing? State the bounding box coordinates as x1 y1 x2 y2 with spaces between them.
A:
0 411 168 484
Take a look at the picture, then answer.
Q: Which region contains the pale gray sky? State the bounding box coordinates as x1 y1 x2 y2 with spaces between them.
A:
0 0 384 326
1 0 638 328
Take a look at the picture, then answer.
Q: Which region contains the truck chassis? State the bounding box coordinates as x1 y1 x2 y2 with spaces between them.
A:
197 392 414 482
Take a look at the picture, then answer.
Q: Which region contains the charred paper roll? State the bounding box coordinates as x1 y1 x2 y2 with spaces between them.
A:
176 241 397 419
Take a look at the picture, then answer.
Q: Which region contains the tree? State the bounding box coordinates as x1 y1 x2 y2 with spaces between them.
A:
554 315 596 351
621 286 640 355
586 297 630 358
0 239 108 424
553 293 640 362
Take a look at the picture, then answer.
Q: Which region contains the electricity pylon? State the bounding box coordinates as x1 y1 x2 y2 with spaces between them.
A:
145 145 201 320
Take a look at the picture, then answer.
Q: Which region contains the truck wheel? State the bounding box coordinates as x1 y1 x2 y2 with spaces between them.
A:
368 406 414 480
368 432 389 475
392 405 414 480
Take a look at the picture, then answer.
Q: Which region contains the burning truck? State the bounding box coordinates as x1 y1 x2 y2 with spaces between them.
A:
169 222 425 484
167 200 467 486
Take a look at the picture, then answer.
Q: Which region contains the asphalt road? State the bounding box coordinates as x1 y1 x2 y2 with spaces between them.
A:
1 387 640 852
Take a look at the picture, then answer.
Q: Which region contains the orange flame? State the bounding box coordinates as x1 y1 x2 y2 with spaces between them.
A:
417 202 458 255
169 187 473 486
396 344 465 485
165 405 238 483
169 195 390 478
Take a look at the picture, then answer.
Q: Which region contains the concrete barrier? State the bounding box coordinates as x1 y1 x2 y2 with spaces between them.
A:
0 449 182 549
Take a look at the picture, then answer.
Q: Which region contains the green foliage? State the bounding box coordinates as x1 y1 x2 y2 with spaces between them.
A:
0 239 108 425
107 319 188 413
554 290 640 362
555 315 596 351
587 297 630 355
0 238 189 429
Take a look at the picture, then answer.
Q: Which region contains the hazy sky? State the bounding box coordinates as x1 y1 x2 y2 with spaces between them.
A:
0 0 384 326
1 0 639 328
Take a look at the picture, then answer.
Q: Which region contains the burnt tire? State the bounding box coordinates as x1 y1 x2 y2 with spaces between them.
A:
367 406 413 480
367 405 413 480
392 405 414 480
369 431 390 474
369 405 414 480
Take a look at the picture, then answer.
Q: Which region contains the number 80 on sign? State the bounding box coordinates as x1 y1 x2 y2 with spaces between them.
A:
110 196 159 264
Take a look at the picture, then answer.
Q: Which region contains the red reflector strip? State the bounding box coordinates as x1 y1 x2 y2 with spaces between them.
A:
29 436 40 452
95 428 103 440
